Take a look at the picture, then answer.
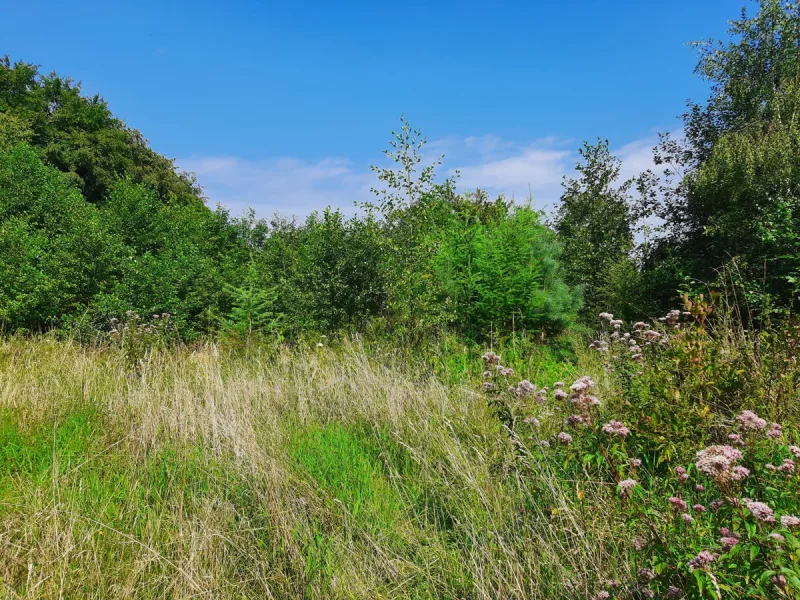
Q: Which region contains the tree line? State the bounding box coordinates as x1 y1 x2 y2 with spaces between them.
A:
2 0 800 341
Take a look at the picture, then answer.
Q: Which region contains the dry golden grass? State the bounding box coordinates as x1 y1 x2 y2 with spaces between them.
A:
0 338 626 599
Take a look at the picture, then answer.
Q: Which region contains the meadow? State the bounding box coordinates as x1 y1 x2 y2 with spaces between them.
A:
1 300 798 599
4 1 800 597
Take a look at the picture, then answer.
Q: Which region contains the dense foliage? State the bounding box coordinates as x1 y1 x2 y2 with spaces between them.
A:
554 140 635 319
6 1 800 338
0 61 578 339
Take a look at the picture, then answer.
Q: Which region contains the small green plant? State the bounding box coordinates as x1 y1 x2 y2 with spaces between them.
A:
108 310 178 369
223 282 282 345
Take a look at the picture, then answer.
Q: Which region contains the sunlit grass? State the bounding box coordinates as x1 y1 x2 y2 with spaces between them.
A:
0 337 623 599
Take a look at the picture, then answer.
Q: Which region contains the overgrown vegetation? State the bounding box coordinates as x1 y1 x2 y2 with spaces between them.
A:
2 0 800 597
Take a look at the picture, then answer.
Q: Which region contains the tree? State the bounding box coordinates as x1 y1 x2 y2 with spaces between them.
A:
555 139 634 319
644 1 800 314
683 0 800 166
223 261 282 344
368 115 444 212
0 144 120 330
436 205 579 337
0 56 201 205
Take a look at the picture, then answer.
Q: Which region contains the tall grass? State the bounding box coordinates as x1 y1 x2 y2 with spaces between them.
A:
0 336 623 599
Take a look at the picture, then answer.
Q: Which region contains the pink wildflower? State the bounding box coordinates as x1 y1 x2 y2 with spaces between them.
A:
789 445 800 459
570 376 595 394
638 568 655 582
710 500 724 510
668 497 688 512
481 351 500 365
695 445 744 483
728 433 744 446
631 536 648 551
720 536 739 550
516 380 536 396
617 479 637 498
567 414 584 426
780 515 800 528
666 586 684 599
523 416 540 427
602 420 630 437
737 410 767 431
778 458 795 474
732 465 750 480
675 466 688 483
693 504 706 513
766 463 776 471
592 593 610 600
766 423 782 439
769 532 786 542
687 550 717 570
553 381 564 389
682 513 695 524
500 367 514 376
557 432 572 445
696 484 705 492
554 389 568 400
483 382 494 391
744 499 776 523
630 458 642 468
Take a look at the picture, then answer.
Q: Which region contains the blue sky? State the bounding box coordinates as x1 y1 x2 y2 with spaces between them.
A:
4 0 740 217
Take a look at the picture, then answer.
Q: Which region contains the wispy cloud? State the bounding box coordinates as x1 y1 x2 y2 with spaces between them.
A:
179 155 373 219
179 131 668 220
448 141 573 211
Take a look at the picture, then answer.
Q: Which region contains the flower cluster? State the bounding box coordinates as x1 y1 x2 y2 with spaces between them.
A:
686 550 717 571
568 375 600 418
557 431 573 445
601 420 630 437
618 478 638 499
743 499 776 523
694 445 745 484
737 409 767 431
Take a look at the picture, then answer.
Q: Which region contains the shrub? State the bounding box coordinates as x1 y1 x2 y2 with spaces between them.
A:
436 205 580 338
0 144 119 330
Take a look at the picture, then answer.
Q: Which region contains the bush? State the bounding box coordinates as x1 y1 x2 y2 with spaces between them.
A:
478 297 800 598
436 204 580 338
0 144 119 330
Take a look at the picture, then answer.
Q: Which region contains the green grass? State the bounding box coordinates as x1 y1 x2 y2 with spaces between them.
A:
2 324 792 599
0 408 100 478
291 422 410 532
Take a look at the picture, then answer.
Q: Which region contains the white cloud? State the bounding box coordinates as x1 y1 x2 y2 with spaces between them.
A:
179 131 670 220
178 155 373 220
449 144 573 210
616 135 664 181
